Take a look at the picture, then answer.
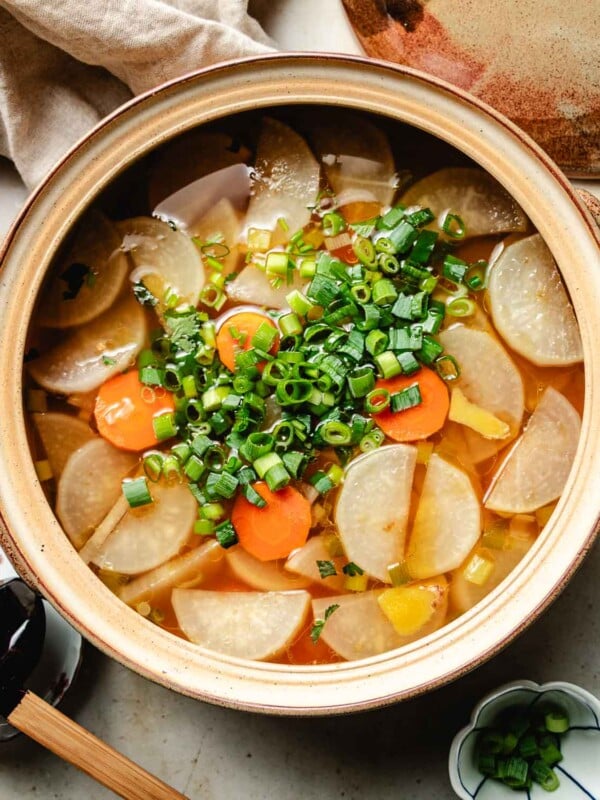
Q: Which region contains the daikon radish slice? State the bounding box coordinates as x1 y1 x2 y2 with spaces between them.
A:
32 412 94 479
450 534 535 613
484 387 581 514
56 439 138 549
226 264 306 309
172 589 311 660
226 547 312 591
91 482 196 574
148 130 249 210
309 112 396 207
400 167 528 238
119 539 225 607
406 454 481 579
244 118 320 244
284 535 346 591
28 294 146 394
191 197 240 275
38 209 129 329
119 216 204 307
438 326 524 436
335 445 417 583
487 234 583 366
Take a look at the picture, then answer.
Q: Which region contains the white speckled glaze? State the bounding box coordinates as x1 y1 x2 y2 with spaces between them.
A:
449 680 600 799
0 55 599 715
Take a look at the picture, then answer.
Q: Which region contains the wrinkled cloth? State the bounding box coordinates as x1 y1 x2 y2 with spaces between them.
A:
0 1 274 188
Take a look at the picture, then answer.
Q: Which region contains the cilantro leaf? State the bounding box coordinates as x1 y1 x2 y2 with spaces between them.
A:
316 560 337 579
342 562 364 577
132 281 158 308
310 603 340 643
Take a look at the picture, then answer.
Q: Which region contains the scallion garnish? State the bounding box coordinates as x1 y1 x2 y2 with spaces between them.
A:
122 476 153 508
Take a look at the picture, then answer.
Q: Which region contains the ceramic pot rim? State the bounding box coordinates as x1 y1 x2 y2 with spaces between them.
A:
0 54 599 715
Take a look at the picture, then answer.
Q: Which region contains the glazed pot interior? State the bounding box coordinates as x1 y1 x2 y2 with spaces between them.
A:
0 55 599 714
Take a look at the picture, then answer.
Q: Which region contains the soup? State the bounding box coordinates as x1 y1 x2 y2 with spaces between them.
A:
24 110 584 664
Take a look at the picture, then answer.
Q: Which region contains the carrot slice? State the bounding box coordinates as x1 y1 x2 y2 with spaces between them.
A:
216 311 279 372
373 367 449 442
95 370 176 451
231 482 312 562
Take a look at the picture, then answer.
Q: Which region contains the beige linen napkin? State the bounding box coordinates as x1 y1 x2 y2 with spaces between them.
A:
0 0 274 189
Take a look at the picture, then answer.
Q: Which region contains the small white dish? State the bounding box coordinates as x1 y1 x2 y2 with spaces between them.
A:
449 680 600 799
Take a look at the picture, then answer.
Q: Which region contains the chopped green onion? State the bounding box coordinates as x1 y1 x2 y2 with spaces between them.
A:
282 451 306 479
372 278 398 306
441 212 466 239
243 483 267 507
417 334 444 365
153 412 177 441
390 383 422 412
202 385 230 412
279 312 303 337
143 452 164 482
215 520 238 549
322 211 346 237
319 419 352 445
410 229 438 263
447 297 476 317
199 284 226 310
442 254 468 283
264 462 290 491
184 454 205 482
206 470 238 499
465 260 488 291
359 429 384 452
310 470 335 495
251 321 278 351
242 432 274 461
531 760 559 791
122 476 153 508
353 235 376 266
545 710 569 734
364 388 390 414
378 254 400 275
286 289 313 316
194 519 215 536
365 329 388 356
388 220 417 252
375 350 402 379
348 366 375 398
397 351 420 375
201 502 226 520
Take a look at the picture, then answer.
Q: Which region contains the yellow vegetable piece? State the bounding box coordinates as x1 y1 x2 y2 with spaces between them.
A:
416 440 434 465
377 580 446 636
344 573 369 592
463 553 495 586
247 228 272 252
449 387 510 440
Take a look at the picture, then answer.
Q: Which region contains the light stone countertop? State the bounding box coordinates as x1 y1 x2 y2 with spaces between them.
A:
1 2 599 798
